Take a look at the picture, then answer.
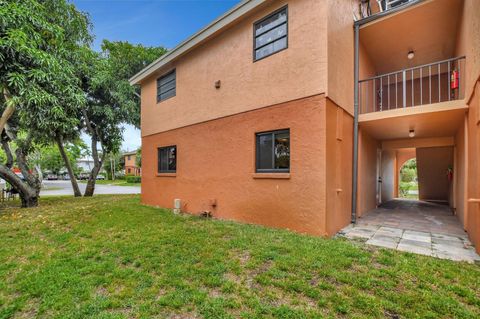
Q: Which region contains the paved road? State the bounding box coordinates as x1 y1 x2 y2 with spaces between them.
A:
40 180 140 196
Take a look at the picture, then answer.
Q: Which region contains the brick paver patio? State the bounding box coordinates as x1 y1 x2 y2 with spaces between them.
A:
339 199 480 263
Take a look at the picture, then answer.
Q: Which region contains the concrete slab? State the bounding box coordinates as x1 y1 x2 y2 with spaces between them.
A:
339 200 480 263
402 230 431 243
376 226 403 238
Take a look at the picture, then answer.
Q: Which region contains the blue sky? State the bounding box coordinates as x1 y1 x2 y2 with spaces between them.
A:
73 0 240 151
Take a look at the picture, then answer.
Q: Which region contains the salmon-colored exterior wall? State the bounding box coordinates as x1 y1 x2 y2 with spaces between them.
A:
136 0 480 246
326 0 354 115
466 81 480 253
357 128 379 217
124 154 141 176
124 154 136 168
140 0 328 137
325 99 353 234
142 95 334 236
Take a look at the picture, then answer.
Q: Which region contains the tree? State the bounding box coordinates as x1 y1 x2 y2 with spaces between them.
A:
80 41 166 196
0 0 91 206
31 141 85 176
103 152 123 180
136 147 141 168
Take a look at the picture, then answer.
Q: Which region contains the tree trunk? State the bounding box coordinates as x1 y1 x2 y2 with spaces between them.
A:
0 164 38 208
84 134 105 197
15 142 41 197
56 134 82 197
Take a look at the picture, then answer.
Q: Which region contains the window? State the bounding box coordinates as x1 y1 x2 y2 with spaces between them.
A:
157 69 176 102
127 168 131 174
127 155 131 160
158 146 177 173
253 6 288 61
256 129 290 172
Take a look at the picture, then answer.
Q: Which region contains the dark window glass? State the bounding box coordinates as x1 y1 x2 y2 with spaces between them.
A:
256 129 290 173
157 70 176 102
254 7 288 61
158 146 176 173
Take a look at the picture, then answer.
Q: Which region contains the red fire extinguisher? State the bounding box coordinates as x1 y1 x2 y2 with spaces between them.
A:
451 69 459 90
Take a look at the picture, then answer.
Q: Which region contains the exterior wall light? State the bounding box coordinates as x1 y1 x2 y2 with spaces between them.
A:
407 51 415 59
215 80 221 89
409 129 415 138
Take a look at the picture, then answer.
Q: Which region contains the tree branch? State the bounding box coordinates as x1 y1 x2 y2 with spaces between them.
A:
0 88 16 135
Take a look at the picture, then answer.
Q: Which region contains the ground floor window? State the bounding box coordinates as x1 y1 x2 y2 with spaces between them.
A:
158 146 176 173
256 129 290 173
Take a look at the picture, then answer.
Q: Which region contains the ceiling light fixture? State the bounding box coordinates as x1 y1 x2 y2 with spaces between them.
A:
409 129 415 138
407 50 415 60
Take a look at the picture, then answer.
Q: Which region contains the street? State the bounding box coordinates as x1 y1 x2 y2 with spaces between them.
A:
41 180 140 196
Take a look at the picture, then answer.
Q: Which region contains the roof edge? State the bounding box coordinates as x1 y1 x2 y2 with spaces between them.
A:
129 0 268 85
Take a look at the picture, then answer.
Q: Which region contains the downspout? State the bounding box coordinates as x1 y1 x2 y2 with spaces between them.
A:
351 23 360 224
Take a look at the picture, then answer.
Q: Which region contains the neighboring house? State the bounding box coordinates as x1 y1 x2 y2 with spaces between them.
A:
124 151 141 176
77 157 95 172
77 157 106 175
130 0 480 253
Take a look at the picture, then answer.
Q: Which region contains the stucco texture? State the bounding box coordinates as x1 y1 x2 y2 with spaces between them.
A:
357 128 379 217
141 95 334 236
325 99 353 234
140 0 327 137
466 81 480 253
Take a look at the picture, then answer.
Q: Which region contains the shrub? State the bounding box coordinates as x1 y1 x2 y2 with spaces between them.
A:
126 176 141 183
399 182 411 197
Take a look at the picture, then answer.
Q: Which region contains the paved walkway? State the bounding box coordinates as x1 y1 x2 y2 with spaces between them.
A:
339 199 480 263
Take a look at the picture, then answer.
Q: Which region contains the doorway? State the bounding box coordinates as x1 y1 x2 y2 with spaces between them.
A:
399 158 418 200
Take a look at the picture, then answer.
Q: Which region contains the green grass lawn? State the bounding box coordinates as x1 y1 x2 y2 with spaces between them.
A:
0 195 478 319
79 180 140 187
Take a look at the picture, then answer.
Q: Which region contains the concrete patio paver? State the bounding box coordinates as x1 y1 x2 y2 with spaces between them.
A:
338 199 480 263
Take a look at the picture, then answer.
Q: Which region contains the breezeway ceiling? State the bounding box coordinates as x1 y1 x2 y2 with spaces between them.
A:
360 0 464 75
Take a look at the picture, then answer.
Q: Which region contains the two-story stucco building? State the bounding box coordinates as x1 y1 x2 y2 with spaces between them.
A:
124 151 141 176
131 0 480 253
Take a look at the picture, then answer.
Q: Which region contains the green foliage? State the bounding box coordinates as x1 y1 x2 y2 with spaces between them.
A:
30 141 86 175
399 159 418 198
400 159 417 183
98 40 167 128
125 175 141 183
103 152 124 180
0 195 478 318
0 0 91 133
136 147 142 168
399 182 411 197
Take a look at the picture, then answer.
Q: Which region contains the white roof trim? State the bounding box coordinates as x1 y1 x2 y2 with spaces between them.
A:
129 0 267 85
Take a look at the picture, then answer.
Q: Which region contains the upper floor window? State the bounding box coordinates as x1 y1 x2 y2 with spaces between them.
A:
157 69 176 103
254 6 288 61
256 129 290 173
158 145 177 173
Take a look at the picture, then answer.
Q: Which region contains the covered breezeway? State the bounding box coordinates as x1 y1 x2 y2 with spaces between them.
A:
345 104 480 262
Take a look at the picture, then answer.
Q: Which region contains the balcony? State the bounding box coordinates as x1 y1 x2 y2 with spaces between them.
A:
359 57 465 114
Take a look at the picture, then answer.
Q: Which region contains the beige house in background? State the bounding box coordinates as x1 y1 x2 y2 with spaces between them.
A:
131 0 480 253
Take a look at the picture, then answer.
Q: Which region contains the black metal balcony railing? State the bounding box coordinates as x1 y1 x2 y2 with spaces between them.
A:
358 56 466 114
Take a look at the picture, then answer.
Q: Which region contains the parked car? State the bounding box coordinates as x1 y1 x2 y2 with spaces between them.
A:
46 174 58 180
78 173 89 180
96 175 105 180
